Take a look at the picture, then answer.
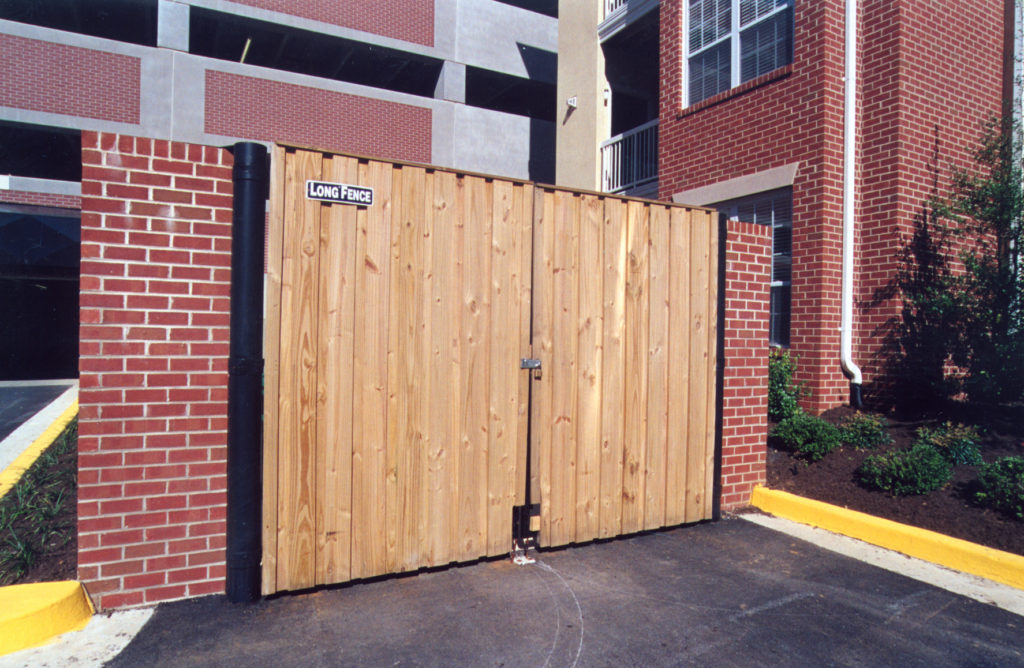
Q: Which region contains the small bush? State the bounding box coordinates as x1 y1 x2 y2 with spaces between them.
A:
975 457 1024 520
915 422 982 466
857 443 953 496
769 349 808 422
839 412 892 450
772 412 842 462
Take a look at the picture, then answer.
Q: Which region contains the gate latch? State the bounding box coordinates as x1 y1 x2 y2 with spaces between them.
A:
520 358 542 380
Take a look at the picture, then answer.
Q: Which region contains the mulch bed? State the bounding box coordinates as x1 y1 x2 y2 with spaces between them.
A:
766 403 1024 557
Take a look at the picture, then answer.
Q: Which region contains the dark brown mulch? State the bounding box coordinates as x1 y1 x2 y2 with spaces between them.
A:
766 403 1024 557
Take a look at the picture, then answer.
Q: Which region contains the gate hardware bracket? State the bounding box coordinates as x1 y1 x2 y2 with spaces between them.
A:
511 539 535 566
520 358 542 380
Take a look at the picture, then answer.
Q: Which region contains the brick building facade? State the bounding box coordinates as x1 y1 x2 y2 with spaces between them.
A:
657 0 1008 412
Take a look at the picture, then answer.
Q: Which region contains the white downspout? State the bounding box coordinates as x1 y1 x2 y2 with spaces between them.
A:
842 0 864 407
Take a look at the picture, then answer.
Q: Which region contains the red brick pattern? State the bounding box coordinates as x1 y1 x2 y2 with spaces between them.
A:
204 71 432 164
659 0 1004 412
720 220 771 510
0 189 81 210
856 1 1003 397
78 131 233 610
229 0 434 46
0 34 140 123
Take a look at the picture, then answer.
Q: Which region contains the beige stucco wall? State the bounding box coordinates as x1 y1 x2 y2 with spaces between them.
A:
555 2 610 190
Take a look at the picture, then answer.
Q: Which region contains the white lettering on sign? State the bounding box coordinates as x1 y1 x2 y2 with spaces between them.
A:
305 180 374 206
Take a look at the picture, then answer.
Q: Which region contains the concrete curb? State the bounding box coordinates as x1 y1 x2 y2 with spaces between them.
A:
751 487 1024 591
0 581 94 656
0 398 78 500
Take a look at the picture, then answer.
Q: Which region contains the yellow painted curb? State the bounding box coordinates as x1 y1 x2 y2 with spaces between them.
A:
0 581 94 655
751 487 1024 591
0 400 78 500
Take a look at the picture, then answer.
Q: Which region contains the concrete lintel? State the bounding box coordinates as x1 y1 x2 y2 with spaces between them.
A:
157 0 190 52
672 162 800 207
435 61 466 104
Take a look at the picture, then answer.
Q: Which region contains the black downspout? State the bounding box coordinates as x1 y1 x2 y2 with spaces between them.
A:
226 142 268 603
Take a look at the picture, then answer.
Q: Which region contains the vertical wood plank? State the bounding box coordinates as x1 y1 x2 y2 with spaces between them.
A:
599 197 626 539
350 159 393 580
486 179 518 556
314 155 358 584
621 201 650 535
685 211 712 522
261 145 287 595
427 170 460 567
531 188 555 545
574 194 603 543
665 208 692 526
702 213 720 519
276 149 322 591
514 184 534 509
456 175 492 560
548 190 580 547
643 205 670 530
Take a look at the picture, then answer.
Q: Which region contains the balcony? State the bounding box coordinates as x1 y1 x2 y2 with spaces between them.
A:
600 0 659 40
600 119 658 195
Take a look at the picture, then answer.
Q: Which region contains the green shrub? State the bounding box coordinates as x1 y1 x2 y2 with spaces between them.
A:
857 443 953 496
915 422 982 466
839 412 892 450
975 456 1024 520
771 412 842 462
768 349 808 422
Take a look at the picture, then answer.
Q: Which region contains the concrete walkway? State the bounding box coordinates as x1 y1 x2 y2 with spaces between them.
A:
14 518 1019 667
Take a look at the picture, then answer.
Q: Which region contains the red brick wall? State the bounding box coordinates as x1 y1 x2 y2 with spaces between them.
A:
0 34 140 123
78 132 233 610
659 0 1005 412
856 0 1004 398
0 190 81 210
720 220 771 510
228 0 434 46
204 71 432 164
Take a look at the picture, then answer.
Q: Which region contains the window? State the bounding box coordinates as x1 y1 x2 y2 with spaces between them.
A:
717 188 792 347
686 0 793 105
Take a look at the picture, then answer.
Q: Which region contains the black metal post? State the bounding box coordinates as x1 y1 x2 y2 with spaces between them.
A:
226 142 268 602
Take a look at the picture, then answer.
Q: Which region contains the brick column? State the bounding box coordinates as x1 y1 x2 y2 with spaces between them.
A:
78 132 233 609
719 220 771 511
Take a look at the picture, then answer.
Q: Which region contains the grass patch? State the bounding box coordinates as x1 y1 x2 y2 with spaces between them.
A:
0 418 78 585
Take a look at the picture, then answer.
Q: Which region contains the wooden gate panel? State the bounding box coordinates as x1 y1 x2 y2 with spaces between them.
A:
532 191 719 548
265 149 532 594
315 154 359 585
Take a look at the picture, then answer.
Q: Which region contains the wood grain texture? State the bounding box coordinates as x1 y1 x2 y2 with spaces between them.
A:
350 159 392 580
702 212 720 519
261 145 287 596
314 155 358 585
598 197 626 539
574 194 604 543
665 208 692 526
457 175 492 560
621 201 650 535
427 170 460 567
548 190 580 546
276 149 322 591
685 214 711 523
643 205 670 531
531 189 556 546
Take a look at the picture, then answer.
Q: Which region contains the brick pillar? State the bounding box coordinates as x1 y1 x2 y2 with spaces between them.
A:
78 132 233 609
719 220 771 511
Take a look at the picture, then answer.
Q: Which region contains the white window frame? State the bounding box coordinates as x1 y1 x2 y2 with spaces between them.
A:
683 0 793 107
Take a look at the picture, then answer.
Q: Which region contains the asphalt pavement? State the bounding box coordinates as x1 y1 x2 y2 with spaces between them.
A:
103 518 1024 667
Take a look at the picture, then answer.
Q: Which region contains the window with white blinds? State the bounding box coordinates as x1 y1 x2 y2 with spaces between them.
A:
716 188 792 347
686 0 793 106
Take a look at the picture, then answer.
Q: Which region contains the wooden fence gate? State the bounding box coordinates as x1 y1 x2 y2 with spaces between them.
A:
262 146 719 595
